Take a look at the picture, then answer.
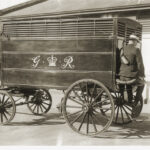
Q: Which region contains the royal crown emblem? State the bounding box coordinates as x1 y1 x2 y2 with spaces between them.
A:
47 55 57 67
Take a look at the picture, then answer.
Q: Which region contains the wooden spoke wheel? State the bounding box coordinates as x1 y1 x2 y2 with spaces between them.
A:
62 79 114 136
112 92 133 124
112 90 143 125
27 89 52 115
0 90 16 125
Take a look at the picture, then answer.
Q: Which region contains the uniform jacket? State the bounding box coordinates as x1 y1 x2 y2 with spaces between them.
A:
119 44 145 78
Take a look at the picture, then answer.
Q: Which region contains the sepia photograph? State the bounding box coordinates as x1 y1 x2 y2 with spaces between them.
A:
0 0 150 149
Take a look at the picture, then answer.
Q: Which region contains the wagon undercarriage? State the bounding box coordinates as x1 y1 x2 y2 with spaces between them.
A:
0 78 143 137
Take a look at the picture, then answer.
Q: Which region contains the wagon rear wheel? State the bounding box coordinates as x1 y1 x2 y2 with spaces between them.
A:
62 79 114 136
112 91 143 124
112 92 133 124
27 89 52 115
0 90 16 125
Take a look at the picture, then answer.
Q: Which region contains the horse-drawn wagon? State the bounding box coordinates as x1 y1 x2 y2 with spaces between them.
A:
0 16 143 136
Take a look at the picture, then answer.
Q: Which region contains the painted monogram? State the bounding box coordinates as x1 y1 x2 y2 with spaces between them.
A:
31 55 75 69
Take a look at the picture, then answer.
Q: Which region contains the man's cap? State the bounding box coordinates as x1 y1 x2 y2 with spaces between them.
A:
129 34 139 42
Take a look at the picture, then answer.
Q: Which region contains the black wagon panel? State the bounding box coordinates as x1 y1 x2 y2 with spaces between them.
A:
2 39 113 52
1 17 116 89
3 52 112 71
3 69 112 89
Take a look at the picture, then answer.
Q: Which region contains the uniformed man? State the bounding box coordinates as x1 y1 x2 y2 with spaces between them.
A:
119 34 145 105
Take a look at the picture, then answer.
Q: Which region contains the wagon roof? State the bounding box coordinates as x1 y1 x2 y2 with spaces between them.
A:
1 0 150 19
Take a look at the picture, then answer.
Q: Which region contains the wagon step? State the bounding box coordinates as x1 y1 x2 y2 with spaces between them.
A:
116 79 136 85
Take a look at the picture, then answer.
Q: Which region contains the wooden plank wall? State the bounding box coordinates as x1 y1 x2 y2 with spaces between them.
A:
2 39 114 89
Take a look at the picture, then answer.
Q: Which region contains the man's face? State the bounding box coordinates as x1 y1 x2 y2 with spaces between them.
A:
133 40 138 46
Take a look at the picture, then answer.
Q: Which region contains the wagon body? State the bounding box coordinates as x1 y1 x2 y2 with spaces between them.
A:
0 16 144 133
0 17 142 90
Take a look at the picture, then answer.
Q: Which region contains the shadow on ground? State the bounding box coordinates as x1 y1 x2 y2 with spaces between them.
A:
7 112 65 126
96 113 150 139
5 111 150 140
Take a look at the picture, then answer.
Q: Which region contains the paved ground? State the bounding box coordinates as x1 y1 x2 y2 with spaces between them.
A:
0 90 150 146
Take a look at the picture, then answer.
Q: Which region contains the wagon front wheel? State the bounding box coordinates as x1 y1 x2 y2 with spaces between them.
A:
62 79 114 136
0 90 16 125
27 89 52 115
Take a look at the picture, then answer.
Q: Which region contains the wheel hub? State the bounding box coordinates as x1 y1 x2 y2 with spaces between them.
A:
0 105 5 113
34 98 42 105
83 104 94 113
115 97 125 106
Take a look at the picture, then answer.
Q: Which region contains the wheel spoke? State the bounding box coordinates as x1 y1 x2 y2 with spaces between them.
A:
122 106 132 120
120 107 125 123
29 103 35 108
72 89 85 103
115 105 117 110
68 96 84 106
42 101 50 106
3 97 10 105
5 109 12 116
31 97 36 102
65 110 83 117
39 105 44 113
114 92 118 98
41 103 48 111
89 113 97 132
78 112 87 131
93 108 100 114
102 108 110 114
1 113 3 123
93 89 104 103
37 105 39 114
3 112 8 121
92 112 101 124
4 102 13 108
32 105 37 112
86 113 90 134
115 106 119 123
124 104 132 112
92 99 108 107
90 84 96 103
70 111 84 125
86 82 89 102
2 94 5 104
78 83 87 102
